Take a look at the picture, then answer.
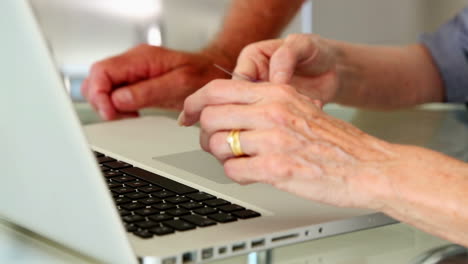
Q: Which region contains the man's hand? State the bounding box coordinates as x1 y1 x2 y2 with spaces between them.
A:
82 44 231 120
233 34 340 105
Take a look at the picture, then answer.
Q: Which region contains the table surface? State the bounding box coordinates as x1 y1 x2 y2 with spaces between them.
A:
2 103 467 264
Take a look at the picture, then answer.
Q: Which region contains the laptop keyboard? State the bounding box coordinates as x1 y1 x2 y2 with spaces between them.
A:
94 151 261 239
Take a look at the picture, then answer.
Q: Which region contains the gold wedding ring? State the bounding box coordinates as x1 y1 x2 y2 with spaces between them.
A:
227 129 244 157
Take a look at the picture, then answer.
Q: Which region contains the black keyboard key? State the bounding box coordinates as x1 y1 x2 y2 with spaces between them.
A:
232 210 261 219
193 207 217 215
119 209 131 217
114 197 131 205
94 151 104 157
150 226 174 236
100 166 110 172
104 171 123 178
166 208 190 217
104 161 132 169
140 197 162 205
97 156 116 164
125 224 137 232
126 181 148 188
133 230 153 239
204 199 229 207
163 219 195 231
125 192 148 200
208 213 237 223
180 202 204 210
122 214 145 223
181 215 217 227
112 187 135 194
218 204 245 213
152 203 176 211
135 220 159 229
166 196 190 204
186 192 216 202
121 167 197 195
121 202 145 211
135 208 159 216
148 213 173 222
113 175 136 183
152 190 176 199
139 185 162 193
108 182 122 188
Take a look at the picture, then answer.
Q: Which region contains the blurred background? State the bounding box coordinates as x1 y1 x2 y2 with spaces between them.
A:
29 0 468 101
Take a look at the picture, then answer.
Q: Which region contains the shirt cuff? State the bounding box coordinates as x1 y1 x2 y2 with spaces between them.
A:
420 15 468 103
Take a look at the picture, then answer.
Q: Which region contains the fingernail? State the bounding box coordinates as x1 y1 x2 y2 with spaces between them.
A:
273 72 290 83
177 111 185 126
114 89 134 105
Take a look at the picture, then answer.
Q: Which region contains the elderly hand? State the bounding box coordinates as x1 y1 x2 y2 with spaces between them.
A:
233 34 340 104
82 44 231 120
179 80 398 210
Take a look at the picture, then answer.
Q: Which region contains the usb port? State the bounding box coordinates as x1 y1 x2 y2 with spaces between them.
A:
251 239 265 248
232 243 246 252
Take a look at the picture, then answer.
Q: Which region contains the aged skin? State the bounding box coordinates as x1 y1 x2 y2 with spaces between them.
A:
179 34 468 247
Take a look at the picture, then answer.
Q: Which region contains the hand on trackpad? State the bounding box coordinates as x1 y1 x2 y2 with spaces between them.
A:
152 150 234 184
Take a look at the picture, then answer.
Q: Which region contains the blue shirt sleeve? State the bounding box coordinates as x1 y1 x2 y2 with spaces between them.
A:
420 7 468 103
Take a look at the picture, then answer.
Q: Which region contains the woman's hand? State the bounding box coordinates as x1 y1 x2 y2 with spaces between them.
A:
233 34 340 104
179 80 397 210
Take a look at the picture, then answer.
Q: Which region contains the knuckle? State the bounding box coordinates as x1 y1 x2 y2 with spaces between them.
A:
265 103 292 125
274 84 295 96
269 129 292 149
208 133 224 156
242 43 260 55
199 106 217 131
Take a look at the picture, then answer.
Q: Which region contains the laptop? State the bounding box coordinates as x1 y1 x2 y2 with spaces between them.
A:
0 1 396 263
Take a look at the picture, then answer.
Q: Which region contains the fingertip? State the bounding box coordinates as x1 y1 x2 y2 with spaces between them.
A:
177 110 186 126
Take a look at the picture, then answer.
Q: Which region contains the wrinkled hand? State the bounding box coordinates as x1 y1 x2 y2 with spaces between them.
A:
179 80 397 210
82 44 231 120
234 34 339 105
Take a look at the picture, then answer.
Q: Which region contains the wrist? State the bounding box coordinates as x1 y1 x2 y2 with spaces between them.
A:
200 42 238 71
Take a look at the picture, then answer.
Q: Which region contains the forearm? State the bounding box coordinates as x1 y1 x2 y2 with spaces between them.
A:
204 0 304 68
380 146 468 246
329 40 445 109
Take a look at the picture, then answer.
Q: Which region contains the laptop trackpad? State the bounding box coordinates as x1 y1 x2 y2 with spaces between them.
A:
153 150 234 184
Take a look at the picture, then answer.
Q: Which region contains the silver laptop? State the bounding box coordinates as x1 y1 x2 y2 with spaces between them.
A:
0 1 396 263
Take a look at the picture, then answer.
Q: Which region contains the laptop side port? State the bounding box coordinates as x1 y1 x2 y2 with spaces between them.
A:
201 248 214 260
271 233 299 243
182 251 196 264
251 239 265 248
232 242 246 252
218 246 228 255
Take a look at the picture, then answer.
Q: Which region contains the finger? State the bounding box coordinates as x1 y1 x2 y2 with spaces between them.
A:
181 80 267 126
233 39 284 81
110 69 183 112
198 103 285 135
86 64 119 120
270 34 335 83
223 156 272 185
200 129 210 153
208 129 292 162
94 92 118 120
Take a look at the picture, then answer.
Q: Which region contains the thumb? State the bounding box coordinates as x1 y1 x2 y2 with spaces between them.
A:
111 70 180 112
270 34 335 84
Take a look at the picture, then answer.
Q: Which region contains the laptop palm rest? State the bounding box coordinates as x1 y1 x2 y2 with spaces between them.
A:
153 150 234 184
